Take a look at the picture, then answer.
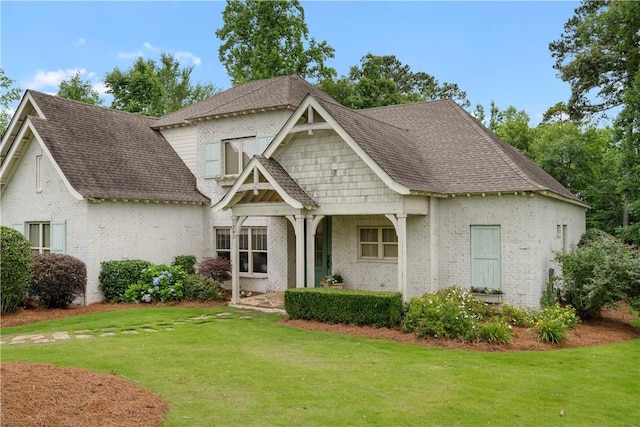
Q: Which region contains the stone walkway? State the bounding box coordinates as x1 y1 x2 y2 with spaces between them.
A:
0 311 258 347
231 291 286 313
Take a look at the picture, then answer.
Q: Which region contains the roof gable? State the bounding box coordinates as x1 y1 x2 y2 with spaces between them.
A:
1 91 209 203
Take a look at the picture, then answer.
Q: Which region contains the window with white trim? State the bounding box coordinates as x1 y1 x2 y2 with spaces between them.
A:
204 135 273 178
28 222 51 255
215 227 268 274
358 227 398 260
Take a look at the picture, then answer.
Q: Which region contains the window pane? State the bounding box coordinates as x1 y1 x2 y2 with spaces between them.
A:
252 228 267 251
382 228 397 243
42 223 51 248
217 251 231 260
383 244 398 258
216 229 231 250
239 230 249 250
242 138 259 167
252 252 268 273
239 252 249 272
28 224 40 246
225 140 241 175
361 244 378 258
360 228 377 243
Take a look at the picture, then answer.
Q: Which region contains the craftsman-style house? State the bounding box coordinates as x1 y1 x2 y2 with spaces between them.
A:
0 75 586 306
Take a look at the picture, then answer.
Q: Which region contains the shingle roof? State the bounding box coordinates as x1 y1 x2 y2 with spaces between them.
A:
255 156 318 207
154 75 334 128
26 91 209 203
356 99 582 202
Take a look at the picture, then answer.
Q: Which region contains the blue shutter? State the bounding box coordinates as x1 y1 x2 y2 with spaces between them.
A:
12 223 24 234
50 222 66 254
257 135 273 154
204 141 221 178
471 226 501 289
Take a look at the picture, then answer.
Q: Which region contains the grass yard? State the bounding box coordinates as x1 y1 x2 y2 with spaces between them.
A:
1 306 639 426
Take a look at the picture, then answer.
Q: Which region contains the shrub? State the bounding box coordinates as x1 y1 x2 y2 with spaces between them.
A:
182 274 225 302
556 230 640 319
536 318 567 344
478 320 513 344
30 253 86 308
173 255 196 275
285 288 403 328
123 264 185 303
99 260 151 302
0 226 33 314
536 304 580 329
500 304 535 327
198 257 231 281
402 287 495 341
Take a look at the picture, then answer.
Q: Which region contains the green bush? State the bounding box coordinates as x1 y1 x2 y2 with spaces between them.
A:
500 304 535 327
285 288 402 328
535 318 567 344
99 260 151 302
29 253 86 308
182 274 225 302
556 230 640 319
402 287 495 341
0 226 33 314
123 264 185 303
478 320 514 344
173 255 196 275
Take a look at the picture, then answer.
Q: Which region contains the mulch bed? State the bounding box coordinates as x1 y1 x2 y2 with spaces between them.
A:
1 301 638 426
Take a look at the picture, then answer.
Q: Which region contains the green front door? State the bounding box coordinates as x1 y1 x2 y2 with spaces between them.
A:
314 217 332 286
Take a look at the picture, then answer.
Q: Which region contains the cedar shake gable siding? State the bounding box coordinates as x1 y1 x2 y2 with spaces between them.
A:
25 91 209 203
154 75 336 128
255 156 318 207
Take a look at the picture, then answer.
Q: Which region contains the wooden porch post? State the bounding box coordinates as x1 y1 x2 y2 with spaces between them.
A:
231 216 246 304
386 213 408 301
295 215 305 288
305 216 315 288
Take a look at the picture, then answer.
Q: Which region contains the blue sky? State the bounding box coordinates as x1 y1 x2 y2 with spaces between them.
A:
1 1 579 124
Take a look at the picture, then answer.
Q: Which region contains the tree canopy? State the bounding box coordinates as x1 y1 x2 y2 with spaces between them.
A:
0 69 21 136
104 53 218 117
216 0 335 85
318 54 469 110
57 72 103 105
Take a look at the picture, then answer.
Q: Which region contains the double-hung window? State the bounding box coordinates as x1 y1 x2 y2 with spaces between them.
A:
358 227 398 260
28 222 51 255
215 227 268 274
204 135 273 178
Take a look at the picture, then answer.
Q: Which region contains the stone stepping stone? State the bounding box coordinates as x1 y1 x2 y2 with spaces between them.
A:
141 328 157 333
101 332 116 337
216 312 233 317
33 338 54 344
121 330 138 335
52 332 70 340
76 335 93 339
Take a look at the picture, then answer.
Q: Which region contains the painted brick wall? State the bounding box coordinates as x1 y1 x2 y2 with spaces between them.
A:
277 130 402 205
435 194 585 307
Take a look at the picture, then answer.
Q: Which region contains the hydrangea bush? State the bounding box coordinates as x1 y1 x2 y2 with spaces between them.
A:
123 264 185 303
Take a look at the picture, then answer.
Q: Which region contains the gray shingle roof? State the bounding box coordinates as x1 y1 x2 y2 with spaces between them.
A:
255 155 318 207
154 75 334 128
354 99 582 202
27 91 209 203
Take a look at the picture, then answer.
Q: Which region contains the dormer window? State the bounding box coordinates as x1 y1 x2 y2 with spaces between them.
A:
205 135 273 179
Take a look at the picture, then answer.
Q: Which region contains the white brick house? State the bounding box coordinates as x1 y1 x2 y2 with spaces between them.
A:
0 75 586 307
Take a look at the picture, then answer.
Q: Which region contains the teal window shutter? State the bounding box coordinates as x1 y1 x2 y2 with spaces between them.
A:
257 135 273 154
12 223 24 234
50 222 66 254
471 225 501 289
204 141 221 178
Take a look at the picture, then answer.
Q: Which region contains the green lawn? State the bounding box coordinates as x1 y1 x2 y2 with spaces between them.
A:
1 306 639 426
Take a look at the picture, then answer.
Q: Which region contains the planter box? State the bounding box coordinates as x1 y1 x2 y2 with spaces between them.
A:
471 293 503 304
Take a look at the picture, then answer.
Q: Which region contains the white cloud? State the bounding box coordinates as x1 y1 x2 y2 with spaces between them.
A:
76 38 86 46
118 50 144 59
143 42 159 52
175 51 202 66
22 68 87 90
92 82 109 96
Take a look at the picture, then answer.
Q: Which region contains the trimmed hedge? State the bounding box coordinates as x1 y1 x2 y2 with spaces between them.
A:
30 253 86 308
99 260 151 302
173 255 196 275
285 288 402 328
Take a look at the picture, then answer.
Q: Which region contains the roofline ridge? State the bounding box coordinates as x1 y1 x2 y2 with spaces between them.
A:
314 95 411 133
361 98 453 113
453 103 548 192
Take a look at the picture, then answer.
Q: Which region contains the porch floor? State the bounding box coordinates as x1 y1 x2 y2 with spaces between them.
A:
229 291 286 314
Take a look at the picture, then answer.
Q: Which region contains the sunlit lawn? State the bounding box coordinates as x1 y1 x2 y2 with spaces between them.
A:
1 306 639 426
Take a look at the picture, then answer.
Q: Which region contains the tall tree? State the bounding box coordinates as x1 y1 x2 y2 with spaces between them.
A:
216 0 335 85
57 71 103 105
104 53 217 117
0 69 21 136
319 54 469 109
549 0 640 231
489 102 535 155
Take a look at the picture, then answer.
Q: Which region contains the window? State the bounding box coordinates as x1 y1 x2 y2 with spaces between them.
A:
215 227 268 274
204 135 273 178
28 222 51 254
358 227 398 260
36 155 42 192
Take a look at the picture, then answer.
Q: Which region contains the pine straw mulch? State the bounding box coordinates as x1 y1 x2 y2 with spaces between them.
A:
1 301 638 427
